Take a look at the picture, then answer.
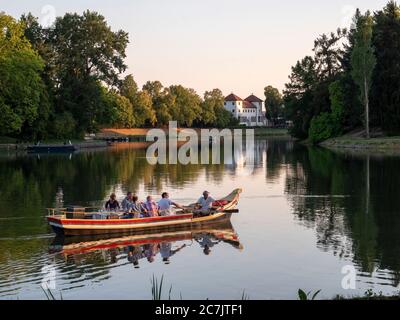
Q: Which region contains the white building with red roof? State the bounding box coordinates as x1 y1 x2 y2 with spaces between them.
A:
224 93 267 126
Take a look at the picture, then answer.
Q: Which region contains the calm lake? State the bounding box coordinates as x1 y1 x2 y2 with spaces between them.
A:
0 138 399 300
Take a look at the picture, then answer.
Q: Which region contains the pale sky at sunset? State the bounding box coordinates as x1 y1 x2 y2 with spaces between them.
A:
2 0 389 99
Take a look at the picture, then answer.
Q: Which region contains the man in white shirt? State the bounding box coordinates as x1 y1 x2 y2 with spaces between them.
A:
195 191 215 216
158 192 183 216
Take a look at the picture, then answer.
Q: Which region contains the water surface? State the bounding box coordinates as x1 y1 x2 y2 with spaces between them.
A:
0 139 399 299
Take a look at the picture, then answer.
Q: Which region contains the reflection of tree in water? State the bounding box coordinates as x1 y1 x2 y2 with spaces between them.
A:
48 227 242 286
0 144 247 263
284 145 400 286
265 138 294 181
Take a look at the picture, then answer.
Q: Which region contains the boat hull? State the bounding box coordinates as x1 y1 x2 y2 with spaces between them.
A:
47 188 241 237
48 212 232 236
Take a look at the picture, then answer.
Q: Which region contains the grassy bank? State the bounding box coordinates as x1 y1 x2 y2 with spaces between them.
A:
253 128 289 137
321 135 400 150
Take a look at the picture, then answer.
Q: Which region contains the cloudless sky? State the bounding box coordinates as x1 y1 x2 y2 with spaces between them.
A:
1 0 389 98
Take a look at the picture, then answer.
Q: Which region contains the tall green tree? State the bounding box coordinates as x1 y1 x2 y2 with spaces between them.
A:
284 56 318 138
351 11 376 138
120 75 156 127
284 28 348 140
0 13 30 54
313 29 347 80
201 89 222 126
50 10 129 132
264 85 283 124
200 89 238 128
168 85 202 127
0 13 49 139
142 81 172 126
371 1 400 133
103 89 135 128
132 91 157 127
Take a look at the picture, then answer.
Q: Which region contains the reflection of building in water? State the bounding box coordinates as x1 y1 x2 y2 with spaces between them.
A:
224 139 266 175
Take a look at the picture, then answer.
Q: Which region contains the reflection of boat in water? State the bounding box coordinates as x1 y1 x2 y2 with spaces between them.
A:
49 222 243 258
47 189 242 236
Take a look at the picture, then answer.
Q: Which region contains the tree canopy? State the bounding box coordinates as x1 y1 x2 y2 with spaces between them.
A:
284 1 400 142
0 10 238 141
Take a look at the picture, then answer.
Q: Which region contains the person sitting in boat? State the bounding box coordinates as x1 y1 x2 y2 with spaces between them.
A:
158 192 183 216
194 191 215 216
144 196 159 217
124 196 147 219
105 193 120 211
121 191 134 212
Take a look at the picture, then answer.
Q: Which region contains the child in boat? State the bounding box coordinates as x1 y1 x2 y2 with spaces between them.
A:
158 192 183 216
144 196 159 217
105 193 120 211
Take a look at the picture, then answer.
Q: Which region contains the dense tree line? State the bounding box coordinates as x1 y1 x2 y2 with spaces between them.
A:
0 11 238 141
284 1 400 143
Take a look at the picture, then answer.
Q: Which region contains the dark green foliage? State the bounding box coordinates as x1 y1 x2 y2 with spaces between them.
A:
370 1 400 133
309 112 339 144
351 11 376 138
284 30 346 141
52 112 76 139
0 49 48 137
285 2 400 141
200 89 239 128
0 10 256 140
298 289 321 300
264 85 283 124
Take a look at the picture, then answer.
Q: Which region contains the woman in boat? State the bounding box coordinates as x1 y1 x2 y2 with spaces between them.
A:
105 193 120 211
144 196 159 217
125 196 147 218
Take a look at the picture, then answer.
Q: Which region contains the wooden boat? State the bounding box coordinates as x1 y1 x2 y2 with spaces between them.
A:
49 223 243 255
47 189 242 236
27 144 76 153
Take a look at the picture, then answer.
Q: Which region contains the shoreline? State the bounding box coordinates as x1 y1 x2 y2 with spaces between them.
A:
0 127 290 150
321 136 400 151
0 140 109 151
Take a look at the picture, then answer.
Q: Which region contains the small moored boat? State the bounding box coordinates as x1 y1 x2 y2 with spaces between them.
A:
27 144 76 153
47 189 242 236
